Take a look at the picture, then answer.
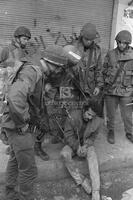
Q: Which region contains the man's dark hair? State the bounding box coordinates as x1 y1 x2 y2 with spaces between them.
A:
82 98 103 117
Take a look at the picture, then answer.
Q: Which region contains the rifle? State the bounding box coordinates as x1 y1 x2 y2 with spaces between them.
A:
67 67 92 101
61 102 81 146
51 114 65 143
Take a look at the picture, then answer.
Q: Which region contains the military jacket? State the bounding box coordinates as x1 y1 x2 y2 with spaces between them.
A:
1 63 43 130
64 109 103 151
103 47 133 96
73 40 103 95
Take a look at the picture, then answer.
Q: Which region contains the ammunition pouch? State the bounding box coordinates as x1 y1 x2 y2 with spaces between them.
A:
122 70 133 86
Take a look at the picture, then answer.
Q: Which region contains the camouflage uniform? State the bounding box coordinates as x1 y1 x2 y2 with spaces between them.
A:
0 58 45 200
103 30 133 144
63 23 104 116
0 27 49 160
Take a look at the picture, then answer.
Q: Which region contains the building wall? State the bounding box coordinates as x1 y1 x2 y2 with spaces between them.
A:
0 0 114 56
111 0 133 47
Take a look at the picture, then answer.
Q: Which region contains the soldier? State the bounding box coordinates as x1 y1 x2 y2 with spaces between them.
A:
0 48 68 200
0 26 33 67
103 30 133 144
0 26 50 160
60 100 103 200
63 23 104 115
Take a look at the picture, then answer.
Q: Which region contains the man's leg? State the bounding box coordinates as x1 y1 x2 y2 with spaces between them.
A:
119 96 133 142
105 95 119 144
87 146 100 200
4 149 19 200
12 132 38 200
15 148 37 200
60 145 91 194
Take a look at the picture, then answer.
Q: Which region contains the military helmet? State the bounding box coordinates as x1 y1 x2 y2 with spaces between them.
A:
80 23 97 41
14 26 31 39
115 30 132 44
42 45 68 67
63 45 81 65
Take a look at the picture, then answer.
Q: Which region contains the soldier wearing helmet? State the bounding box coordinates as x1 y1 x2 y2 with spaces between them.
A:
0 26 38 69
0 27 49 161
63 23 104 116
0 50 68 200
14 26 31 48
103 30 133 144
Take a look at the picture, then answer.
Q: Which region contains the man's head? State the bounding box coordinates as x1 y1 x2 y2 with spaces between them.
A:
41 45 68 76
115 30 132 52
21 45 67 77
80 23 98 48
14 26 31 48
82 99 101 121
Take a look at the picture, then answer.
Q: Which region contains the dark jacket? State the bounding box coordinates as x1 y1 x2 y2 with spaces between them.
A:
64 109 103 151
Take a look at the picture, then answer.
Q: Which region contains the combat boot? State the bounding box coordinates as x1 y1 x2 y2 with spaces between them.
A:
34 142 49 161
107 130 115 144
126 133 133 143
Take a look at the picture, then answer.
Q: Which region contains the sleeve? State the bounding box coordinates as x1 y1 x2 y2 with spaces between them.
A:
95 48 104 89
0 47 9 63
102 52 110 83
64 114 79 151
7 66 37 128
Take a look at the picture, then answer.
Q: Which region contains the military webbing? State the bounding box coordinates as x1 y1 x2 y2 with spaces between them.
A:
83 47 94 96
110 61 126 85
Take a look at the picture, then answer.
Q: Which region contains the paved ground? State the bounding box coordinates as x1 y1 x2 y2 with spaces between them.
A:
0 109 133 185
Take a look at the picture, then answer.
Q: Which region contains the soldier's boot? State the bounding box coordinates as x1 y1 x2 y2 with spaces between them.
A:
107 130 115 144
126 133 133 143
34 142 49 161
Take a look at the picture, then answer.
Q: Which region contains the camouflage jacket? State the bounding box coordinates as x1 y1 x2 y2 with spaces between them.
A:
103 47 133 96
1 62 43 130
73 40 104 96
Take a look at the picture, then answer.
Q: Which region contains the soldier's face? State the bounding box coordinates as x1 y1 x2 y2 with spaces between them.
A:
82 37 93 48
117 41 128 52
49 64 62 74
17 36 30 48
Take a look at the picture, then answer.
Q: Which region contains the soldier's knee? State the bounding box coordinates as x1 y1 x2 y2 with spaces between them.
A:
60 145 73 160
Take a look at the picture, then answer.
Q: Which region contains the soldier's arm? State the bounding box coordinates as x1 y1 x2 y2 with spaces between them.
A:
102 52 110 81
0 47 9 63
95 48 104 89
7 66 38 128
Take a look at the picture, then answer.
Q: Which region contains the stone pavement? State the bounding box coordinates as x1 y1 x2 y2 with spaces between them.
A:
0 109 133 184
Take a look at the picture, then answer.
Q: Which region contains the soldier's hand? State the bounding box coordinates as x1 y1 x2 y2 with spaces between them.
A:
93 87 100 96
